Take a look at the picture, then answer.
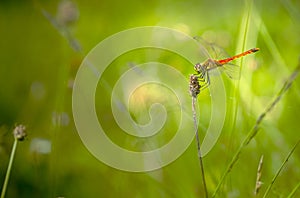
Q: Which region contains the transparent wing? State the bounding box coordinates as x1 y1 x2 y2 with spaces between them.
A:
193 36 211 59
220 62 241 80
193 36 231 60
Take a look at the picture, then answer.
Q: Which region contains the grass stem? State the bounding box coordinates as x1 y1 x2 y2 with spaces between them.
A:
287 181 300 198
1 139 18 198
192 96 208 198
263 139 300 198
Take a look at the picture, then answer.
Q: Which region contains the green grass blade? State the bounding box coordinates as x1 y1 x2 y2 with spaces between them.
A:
287 182 300 198
263 139 300 198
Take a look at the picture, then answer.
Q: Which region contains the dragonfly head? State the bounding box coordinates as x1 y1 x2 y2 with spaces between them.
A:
194 63 205 74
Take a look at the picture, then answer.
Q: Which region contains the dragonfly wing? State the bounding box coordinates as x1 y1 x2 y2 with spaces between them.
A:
193 36 231 60
221 63 241 80
193 36 211 59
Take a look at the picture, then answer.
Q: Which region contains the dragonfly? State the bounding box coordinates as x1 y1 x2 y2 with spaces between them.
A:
190 47 259 97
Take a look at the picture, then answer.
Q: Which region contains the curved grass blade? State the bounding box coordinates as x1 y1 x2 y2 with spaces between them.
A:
263 139 300 198
287 181 300 198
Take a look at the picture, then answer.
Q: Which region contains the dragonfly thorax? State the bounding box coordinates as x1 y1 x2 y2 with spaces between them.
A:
194 63 205 74
203 58 222 70
194 59 220 74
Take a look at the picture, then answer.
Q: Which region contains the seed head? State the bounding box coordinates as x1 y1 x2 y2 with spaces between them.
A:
13 125 27 141
189 74 201 97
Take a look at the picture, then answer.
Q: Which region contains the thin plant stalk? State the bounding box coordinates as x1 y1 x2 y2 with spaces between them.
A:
254 155 264 196
287 181 300 198
1 139 18 198
230 0 253 133
212 61 300 197
192 96 208 198
263 139 300 198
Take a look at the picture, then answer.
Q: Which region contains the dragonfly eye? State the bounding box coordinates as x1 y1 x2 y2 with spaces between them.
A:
194 63 202 73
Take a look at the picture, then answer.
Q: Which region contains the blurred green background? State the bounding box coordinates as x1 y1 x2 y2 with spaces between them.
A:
1 0 300 197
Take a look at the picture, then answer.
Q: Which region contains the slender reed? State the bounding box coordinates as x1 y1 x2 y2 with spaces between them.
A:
212 61 300 197
189 75 208 198
1 140 17 198
230 0 254 135
1 125 26 198
263 139 300 198
287 181 300 198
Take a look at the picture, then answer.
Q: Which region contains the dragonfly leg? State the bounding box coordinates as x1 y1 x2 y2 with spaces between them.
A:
199 71 210 91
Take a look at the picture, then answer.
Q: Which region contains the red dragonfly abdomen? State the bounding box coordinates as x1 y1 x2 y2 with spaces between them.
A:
217 48 260 65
